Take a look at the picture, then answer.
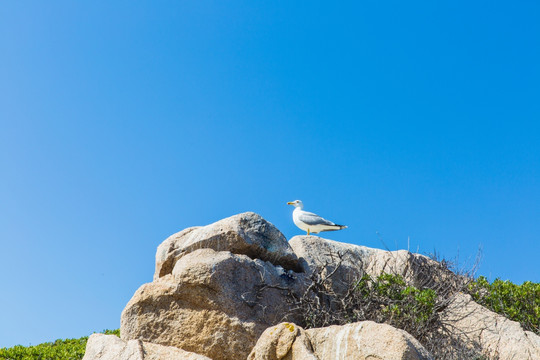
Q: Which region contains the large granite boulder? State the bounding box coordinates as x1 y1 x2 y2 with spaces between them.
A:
248 321 433 360
290 235 458 295
122 247 307 360
155 212 301 280
306 321 433 360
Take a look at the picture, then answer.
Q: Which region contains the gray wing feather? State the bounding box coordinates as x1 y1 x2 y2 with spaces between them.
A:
298 211 336 226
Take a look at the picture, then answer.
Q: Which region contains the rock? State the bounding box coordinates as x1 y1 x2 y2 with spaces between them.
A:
247 322 317 360
289 236 372 296
290 235 457 295
155 212 300 280
306 321 433 360
248 321 432 360
527 331 540 350
122 248 308 360
154 226 200 280
442 293 540 360
82 334 210 360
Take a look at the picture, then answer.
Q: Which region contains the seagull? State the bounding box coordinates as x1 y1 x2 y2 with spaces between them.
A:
287 200 347 235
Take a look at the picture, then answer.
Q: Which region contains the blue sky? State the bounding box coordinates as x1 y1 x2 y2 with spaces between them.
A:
1 1 539 348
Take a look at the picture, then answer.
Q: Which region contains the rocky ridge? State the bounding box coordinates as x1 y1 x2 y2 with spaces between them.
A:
83 212 540 360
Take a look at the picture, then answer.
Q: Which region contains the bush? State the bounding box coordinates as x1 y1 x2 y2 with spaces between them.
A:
0 329 119 360
467 276 540 335
288 251 483 359
352 273 439 336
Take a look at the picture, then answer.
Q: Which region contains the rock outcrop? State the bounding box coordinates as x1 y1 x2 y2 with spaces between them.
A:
122 249 307 359
290 235 458 296
155 212 301 280
121 213 307 360
83 212 540 360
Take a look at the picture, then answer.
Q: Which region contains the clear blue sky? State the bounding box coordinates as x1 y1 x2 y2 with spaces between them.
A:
1 1 539 348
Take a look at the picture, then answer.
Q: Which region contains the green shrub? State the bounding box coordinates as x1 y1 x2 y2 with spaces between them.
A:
0 330 119 360
468 276 540 334
292 268 479 359
290 251 488 359
291 249 538 359
354 273 439 331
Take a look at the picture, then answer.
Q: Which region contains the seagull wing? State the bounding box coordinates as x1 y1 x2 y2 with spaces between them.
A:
298 211 336 226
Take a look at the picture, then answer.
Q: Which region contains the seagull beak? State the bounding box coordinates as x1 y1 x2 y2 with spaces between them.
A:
287 201 294 205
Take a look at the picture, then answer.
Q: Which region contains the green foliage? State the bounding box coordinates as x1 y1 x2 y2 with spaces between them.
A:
294 262 483 359
299 272 444 347
0 330 119 360
468 276 540 334
354 273 439 332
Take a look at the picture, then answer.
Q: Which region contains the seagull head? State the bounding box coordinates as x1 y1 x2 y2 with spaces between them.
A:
287 200 304 209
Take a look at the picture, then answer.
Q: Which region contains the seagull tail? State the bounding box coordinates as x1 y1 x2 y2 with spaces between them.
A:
322 224 348 232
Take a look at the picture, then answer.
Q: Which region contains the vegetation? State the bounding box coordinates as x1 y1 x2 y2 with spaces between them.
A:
467 276 540 335
355 273 438 332
289 251 485 359
289 249 539 359
0 330 119 360
291 271 478 359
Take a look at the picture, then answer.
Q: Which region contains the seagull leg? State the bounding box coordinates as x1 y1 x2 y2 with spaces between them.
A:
307 229 310 235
